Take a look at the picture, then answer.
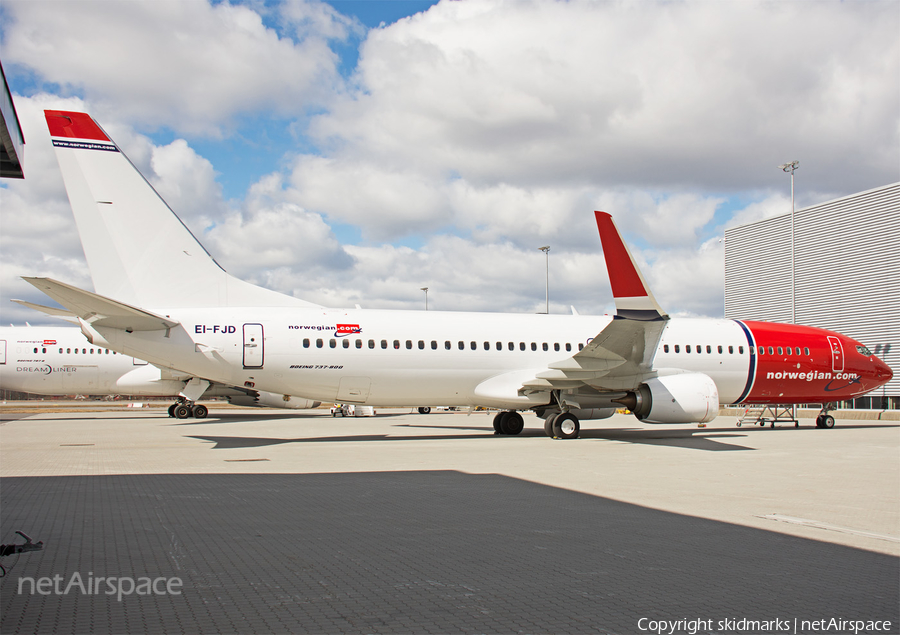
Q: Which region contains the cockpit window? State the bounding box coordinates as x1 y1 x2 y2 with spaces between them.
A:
856 345 873 356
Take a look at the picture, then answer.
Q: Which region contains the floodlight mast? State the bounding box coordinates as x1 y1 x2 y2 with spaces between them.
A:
778 160 799 323
420 287 428 311
538 246 550 314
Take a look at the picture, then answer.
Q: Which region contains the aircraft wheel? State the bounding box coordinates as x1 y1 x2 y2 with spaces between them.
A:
553 413 580 439
544 413 559 437
418 407 431 414
192 404 208 419
493 412 505 434
503 412 524 436
815 415 824 428
173 404 192 419
820 415 835 429
167 404 177 418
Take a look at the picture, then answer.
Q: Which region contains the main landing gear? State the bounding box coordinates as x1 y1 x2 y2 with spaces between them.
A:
542 411 580 439
493 411 525 435
167 398 208 420
815 403 836 429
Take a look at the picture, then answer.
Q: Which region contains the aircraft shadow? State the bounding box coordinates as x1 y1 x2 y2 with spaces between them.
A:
186 424 757 451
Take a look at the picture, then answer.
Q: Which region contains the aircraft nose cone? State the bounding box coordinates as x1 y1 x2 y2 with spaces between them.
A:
875 357 894 383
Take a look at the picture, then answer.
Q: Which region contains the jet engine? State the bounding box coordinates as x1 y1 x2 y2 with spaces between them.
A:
615 373 719 424
228 392 321 410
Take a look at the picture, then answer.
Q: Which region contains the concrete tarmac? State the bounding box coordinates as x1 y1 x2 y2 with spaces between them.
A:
1 404 898 634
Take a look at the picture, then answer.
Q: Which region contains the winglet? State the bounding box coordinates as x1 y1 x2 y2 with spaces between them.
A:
594 211 668 321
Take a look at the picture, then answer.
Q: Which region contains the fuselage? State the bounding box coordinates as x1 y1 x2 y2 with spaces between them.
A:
84 308 892 409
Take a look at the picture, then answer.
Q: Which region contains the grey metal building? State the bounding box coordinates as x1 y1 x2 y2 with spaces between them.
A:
724 182 899 409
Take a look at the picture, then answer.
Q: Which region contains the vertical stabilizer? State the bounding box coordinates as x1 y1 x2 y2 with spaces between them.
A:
594 211 667 321
45 110 318 309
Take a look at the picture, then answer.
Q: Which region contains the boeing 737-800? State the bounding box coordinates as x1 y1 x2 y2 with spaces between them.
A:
0 325 321 416
15 110 892 438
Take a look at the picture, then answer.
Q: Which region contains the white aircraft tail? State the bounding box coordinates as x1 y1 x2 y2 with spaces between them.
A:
44 110 318 310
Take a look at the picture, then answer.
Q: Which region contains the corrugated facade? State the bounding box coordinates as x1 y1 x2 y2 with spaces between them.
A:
725 182 900 405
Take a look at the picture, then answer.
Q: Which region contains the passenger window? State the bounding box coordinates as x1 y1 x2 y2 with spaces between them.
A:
728 346 734 354
418 340 425 350
531 343 537 351
717 345 723 354
355 339 362 349
393 340 400 349
768 346 774 355
508 342 514 351
67 348 71 354
303 338 310 348
664 344 669 353
74 348 78 354
33 347 37 353
316 339 323 348
343 339 350 348
804 347 810 356
445 341 451 350
758 346 764 355
471 341 477 350
706 345 712 354
330 339 337 348
686 345 691 353
518 342 524 351
59 348 63 354
381 340 388 349
777 346 783 355
696 345 702 353
741 346 746 354
483 342 490 350
674 345 680 353
554 343 560 352
406 340 412 349
566 343 572 352
431 341 438 350
542 343 548 351
458 341 464 350
368 340 375 349
578 343 584 351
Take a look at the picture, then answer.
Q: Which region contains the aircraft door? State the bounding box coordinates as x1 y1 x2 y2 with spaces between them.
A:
243 324 264 369
337 377 371 403
827 336 844 372
0 340 5 364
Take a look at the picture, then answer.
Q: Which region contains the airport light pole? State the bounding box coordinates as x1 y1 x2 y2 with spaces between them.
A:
539 246 550 314
420 287 428 311
778 160 799 323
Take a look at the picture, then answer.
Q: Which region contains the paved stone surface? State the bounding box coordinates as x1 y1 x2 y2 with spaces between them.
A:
1 406 898 634
2 471 897 635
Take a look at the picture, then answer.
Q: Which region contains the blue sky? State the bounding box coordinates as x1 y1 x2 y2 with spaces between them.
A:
1 0 897 322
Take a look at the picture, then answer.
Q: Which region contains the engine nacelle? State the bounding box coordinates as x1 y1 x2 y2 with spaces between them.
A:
228 392 321 410
563 407 616 421
620 373 719 424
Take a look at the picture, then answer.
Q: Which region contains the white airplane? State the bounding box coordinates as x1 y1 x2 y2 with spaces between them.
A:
15 110 893 438
0 325 321 417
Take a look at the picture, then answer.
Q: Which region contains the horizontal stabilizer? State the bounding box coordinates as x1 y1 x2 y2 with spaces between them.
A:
22 277 179 332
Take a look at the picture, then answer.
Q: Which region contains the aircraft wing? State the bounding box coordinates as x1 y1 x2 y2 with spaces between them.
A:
520 212 669 396
22 277 179 332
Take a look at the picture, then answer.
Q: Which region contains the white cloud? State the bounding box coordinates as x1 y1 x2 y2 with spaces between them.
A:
1 0 358 136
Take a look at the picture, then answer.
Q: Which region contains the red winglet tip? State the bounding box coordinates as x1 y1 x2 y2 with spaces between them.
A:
44 110 111 142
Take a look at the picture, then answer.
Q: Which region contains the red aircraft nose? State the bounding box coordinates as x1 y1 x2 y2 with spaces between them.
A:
873 356 894 384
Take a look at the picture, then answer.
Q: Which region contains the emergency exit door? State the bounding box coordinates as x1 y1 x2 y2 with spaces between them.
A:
243 324 264 368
